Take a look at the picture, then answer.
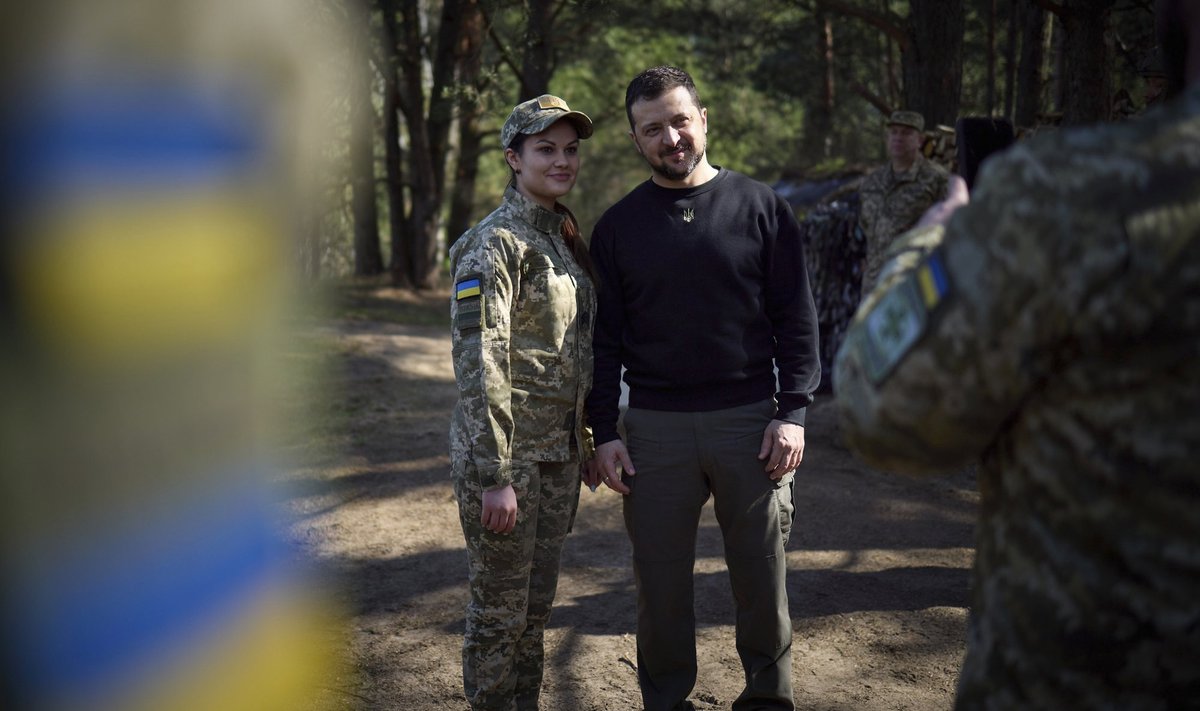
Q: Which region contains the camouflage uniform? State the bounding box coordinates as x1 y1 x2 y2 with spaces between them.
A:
857 154 949 293
834 87 1200 708
449 184 596 710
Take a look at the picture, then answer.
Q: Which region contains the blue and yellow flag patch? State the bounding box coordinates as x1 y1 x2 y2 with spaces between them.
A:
454 274 482 333
455 277 481 300
916 251 950 308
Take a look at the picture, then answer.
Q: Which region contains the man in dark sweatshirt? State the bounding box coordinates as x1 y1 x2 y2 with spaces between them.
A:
586 66 820 711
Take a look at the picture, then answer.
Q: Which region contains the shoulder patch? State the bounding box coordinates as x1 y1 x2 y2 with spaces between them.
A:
455 274 482 300
915 250 950 308
860 250 952 384
454 272 483 334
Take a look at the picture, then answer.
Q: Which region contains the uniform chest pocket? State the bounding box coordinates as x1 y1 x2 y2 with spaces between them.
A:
513 253 579 352
518 255 578 314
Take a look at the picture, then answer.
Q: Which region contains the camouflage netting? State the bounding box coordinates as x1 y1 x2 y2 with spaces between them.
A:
797 192 865 393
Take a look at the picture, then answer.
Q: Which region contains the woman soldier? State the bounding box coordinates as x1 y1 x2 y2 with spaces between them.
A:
447 94 598 710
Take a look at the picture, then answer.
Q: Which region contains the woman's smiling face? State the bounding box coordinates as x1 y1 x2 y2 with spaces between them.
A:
506 120 581 210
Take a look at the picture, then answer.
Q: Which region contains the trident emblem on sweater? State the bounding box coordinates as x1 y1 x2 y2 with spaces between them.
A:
682 207 695 223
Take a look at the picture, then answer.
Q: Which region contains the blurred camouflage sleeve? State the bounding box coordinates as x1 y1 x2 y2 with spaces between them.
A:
833 142 1129 473
451 230 518 489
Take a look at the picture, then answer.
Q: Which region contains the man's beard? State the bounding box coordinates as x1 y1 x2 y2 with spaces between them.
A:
651 141 704 181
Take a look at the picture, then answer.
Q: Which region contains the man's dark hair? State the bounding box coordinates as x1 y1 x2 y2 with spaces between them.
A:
624 66 703 130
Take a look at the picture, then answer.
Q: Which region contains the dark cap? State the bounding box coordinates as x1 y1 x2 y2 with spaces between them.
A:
500 94 594 149
886 110 925 132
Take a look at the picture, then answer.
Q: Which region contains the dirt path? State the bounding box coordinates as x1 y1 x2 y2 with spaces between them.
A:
283 290 977 710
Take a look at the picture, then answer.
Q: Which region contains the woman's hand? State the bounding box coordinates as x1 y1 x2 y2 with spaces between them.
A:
581 458 604 492
481 484 518 534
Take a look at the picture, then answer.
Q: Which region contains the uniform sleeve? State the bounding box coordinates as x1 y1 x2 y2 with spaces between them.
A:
451 230 518 489
832 143 1128 473
767 199 821 425
934 165 950 199
857 173 879 238
585 218 624 446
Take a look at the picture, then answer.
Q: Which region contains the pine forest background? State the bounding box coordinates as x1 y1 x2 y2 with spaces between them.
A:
305 0 1159 285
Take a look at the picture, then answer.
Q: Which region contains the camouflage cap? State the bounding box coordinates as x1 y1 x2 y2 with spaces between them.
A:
887 110 925 132
500 94 594 149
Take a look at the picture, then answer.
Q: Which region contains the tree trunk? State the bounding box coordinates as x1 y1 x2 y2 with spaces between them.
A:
350 33 384 276
1060 0 1115 125
802 8 836 163
404 124 440 289
901 0 963 127
520 0 553 98
299 211 322 280
447 124 484 248
446 0 485 247
881 0 899 107
397 1 440 288
986 0 997 115
383 75 411 287
1050 12 1066 115
1014 0 1046 127
1003 0 1018 119
429 0 464 195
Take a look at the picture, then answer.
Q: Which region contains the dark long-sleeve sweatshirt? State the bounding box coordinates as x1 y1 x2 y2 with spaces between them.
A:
586 168 821 445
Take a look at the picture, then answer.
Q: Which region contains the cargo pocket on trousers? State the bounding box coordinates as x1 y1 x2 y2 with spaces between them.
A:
774 473 796 547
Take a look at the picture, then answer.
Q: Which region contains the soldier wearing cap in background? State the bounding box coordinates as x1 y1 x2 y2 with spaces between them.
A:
448 93 597 710
857 110 951 295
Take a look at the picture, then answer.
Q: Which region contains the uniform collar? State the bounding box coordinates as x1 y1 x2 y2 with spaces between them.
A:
889 155 926 182
504 185 565 234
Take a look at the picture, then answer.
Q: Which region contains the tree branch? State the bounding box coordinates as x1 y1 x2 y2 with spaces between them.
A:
479 5 534 100
815 0 908 48
846 76 892 116
550 0 568 25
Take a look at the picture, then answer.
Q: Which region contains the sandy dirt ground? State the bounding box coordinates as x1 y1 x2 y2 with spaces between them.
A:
281 285 978 710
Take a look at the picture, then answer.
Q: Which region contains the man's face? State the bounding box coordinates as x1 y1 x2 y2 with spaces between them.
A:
628 86 708 184
886 124 921 164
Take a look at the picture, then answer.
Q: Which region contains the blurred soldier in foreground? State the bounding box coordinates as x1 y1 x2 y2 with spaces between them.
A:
0 2 346 709
856 110 950 294
834 0 1200 707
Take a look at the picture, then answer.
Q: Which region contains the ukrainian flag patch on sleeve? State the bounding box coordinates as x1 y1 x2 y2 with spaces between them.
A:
860 249 952 384
456 277 482 300
916 250 950 308
454 273 483 333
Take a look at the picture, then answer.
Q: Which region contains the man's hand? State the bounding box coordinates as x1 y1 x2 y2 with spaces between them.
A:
758 420 805 480
595 439 635 495
481 484 518 534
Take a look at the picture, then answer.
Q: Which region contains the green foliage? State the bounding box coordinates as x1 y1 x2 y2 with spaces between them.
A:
318 0 1164 278
476 4 818 234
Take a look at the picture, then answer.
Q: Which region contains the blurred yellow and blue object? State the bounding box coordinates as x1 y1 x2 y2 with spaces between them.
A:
0 1 349 709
